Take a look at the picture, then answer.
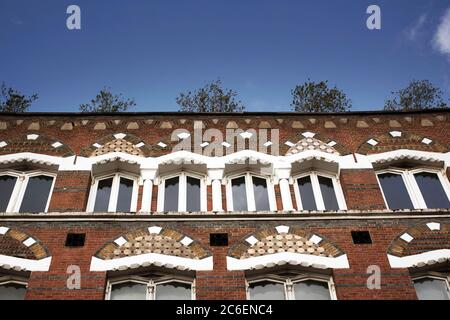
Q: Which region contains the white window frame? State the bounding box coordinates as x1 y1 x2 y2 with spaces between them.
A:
106 277 195 300
157 172 207 212
226 172 277 212
0 170 56 213
246 274 336 300
292 171 346 211
412 274 450 300
376 167 450 210
87 172 139 213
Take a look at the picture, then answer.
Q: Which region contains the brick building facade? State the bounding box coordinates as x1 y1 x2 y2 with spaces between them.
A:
0 109 449 300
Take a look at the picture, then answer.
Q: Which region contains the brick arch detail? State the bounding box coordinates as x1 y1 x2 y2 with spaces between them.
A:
0 134 74 157
0 226 51 260
282 132 351 156
228 225 345 259
387 222 450 258
357 131 448 155
94 226 212 261
79 133 153 157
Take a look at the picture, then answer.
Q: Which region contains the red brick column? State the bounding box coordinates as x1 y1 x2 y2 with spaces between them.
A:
340 169 386 210
189 227 248 300
48 171 91 212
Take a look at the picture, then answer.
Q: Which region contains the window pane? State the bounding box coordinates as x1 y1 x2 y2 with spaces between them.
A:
19 175 54 213
294 280 331 300
414 172 450 209
248 281 285 300
0 175 17 212
155 282 191 300
253 177 270 211
318 176 339 210
414 278 450 300
186 176 201 212
297 176 317 210
116 177 134 212
378 173 414 209
232 176 247 211
93 178 113 212
0 283 26 300
110 282 147 300
164 177 179 211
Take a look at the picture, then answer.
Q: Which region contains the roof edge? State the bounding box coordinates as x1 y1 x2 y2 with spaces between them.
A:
0 107 449 117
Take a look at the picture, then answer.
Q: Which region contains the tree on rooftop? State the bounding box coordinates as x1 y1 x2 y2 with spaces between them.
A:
384 80 448 111
291 79 352 112
176 79 245 112
0 82 38 113
79 87 136 113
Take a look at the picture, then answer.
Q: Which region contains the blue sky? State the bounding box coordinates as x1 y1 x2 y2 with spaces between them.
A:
1 0 450 112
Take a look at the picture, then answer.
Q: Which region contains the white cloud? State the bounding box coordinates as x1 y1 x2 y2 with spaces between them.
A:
405 14 427 41
433 7 450 58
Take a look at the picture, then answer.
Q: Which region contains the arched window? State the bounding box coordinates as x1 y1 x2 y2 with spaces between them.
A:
226 173 276 212
377 168 450 210
412 274 450 300
293 171 346 211
0 276 28 300
246 272 336 300
0 170 56 213
157 172 206 212
87 172 139 213
107 275 194 300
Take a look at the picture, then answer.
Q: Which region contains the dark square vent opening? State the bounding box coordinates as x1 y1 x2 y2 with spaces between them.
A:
65 233 86 247
351 231 372 244
210 233 228 246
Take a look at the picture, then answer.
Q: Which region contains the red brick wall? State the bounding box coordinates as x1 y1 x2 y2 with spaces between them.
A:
48 171 91 212
0 111 448 300
340 169 386 210
3 218 444 300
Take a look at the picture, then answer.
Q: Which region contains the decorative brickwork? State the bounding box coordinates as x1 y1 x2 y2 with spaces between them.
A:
0 227 50 260
388 222 450 257
286 137 339 156
229 226 344 259
80 133 152 157
95 227 211 260
0 134 74 157
357 131 448 155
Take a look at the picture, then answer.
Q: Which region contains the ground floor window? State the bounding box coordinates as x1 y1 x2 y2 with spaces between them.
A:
413 275 450 300
0 276 27 300
246 272 336 300
107 274 194 300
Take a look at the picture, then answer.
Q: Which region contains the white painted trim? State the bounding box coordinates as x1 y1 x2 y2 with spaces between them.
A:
227 253 349 270
376 168 450 210
246 274 337 300
293 171 346 211
388 249 450 268
0 150 448 173
0 170 56 213
1 212 449 222
106 277 195 300
227 173 276 212
140 178 153 213
87 172 139 213
157 172 207 212
90 254 213 271
0 255 51 272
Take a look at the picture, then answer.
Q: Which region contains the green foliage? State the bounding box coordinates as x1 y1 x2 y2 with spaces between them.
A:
176 79 245 112
0 82 38 113
79 87 136 113
291 79 352 112
384 80 448 111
